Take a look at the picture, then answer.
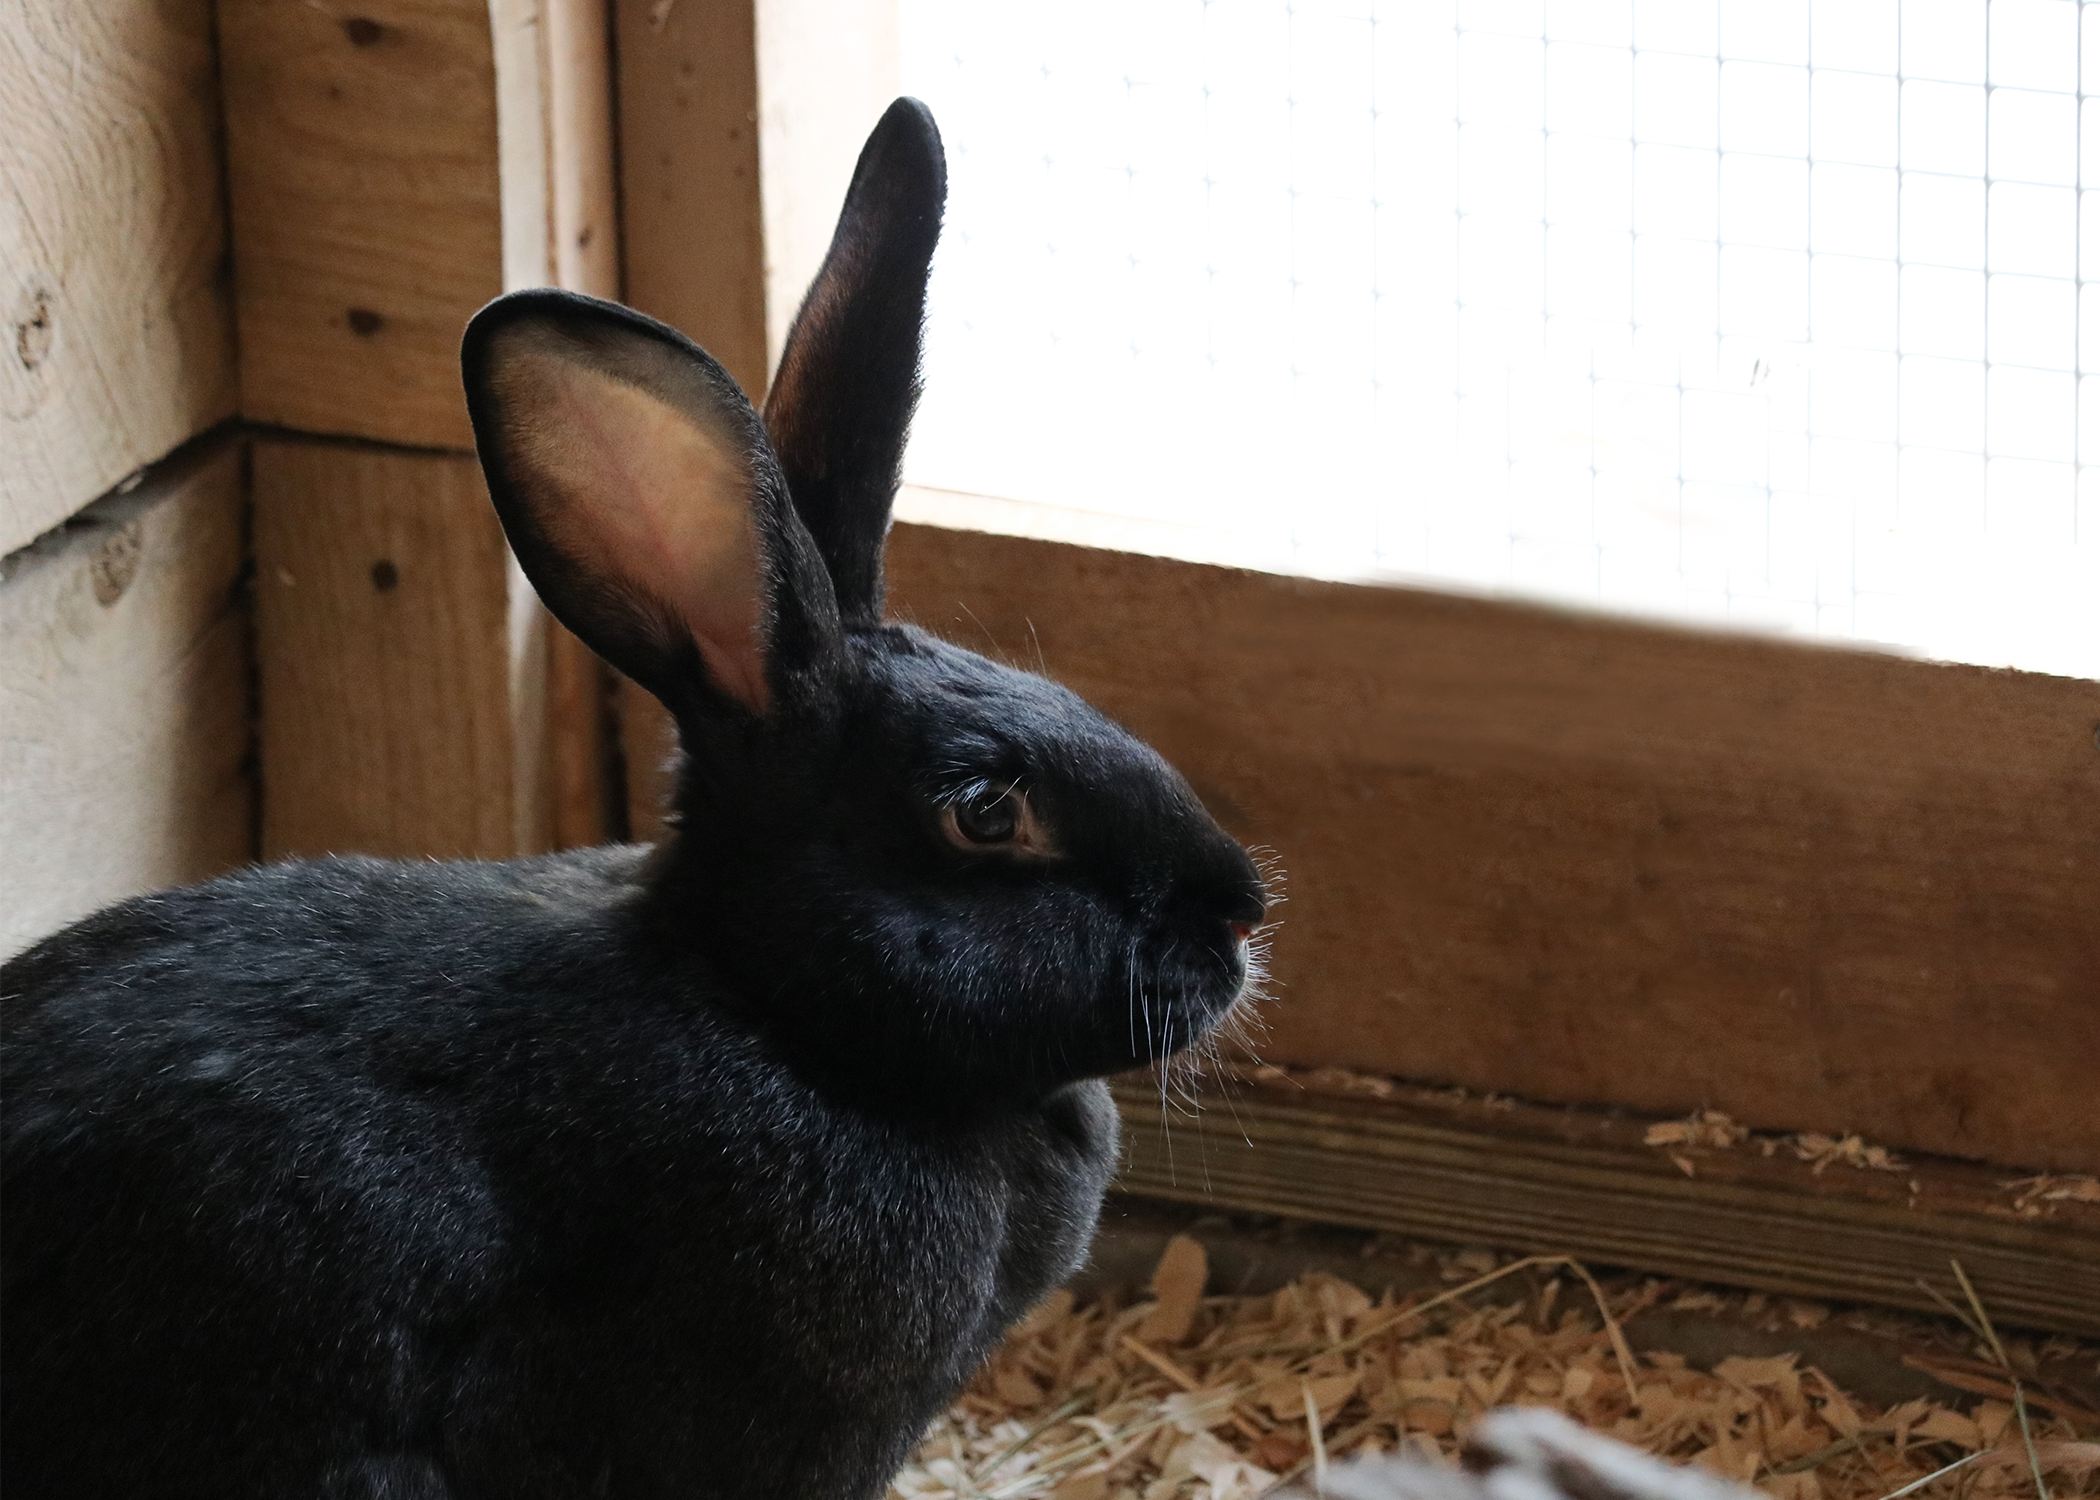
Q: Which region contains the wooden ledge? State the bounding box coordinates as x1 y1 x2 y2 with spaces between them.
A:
1107 1072 2100 1337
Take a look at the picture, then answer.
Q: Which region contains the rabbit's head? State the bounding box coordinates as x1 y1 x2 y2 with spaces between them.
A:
463 100 1267 1107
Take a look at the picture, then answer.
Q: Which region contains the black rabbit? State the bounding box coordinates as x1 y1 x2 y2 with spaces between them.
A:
0 99 1266 1500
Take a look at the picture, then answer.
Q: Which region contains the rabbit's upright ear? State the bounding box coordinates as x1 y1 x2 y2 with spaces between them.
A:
763 97 946 628
463 290 841 719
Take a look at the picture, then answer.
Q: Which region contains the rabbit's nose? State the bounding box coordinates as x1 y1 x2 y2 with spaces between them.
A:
1164 870 1266 935
1195 839 1268 929
1216 884 1267 928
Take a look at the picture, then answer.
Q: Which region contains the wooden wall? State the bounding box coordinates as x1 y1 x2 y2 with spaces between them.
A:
5 0 2094 1202
885 528 2100 1176
217 0 505 449
1 0 247 959
0 441 252 957
218 0 617 861
1 0 238 554
252 438 520 860
1 0 619 962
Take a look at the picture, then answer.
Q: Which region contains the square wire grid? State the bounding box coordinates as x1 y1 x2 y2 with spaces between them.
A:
901 0 2100 678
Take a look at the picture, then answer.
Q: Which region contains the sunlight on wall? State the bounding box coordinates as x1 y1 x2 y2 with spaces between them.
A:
900 0 2100 679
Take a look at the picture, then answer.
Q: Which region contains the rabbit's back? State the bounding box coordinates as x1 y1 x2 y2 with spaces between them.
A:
1 851 1118 1499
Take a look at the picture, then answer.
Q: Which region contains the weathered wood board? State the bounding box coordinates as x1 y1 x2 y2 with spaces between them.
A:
886 523 2100 1175
0 0 238 554
1109 1073 2100 1337
613 0 770 398
252 436 527 861
218 0 504 449
0 439 253 961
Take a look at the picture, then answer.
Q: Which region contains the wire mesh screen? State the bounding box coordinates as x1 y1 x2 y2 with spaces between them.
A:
900 0 2100 679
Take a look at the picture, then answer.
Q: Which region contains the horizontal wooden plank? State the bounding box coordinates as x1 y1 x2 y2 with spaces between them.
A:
252 436 527 860
218 0 503 448
0 438 253 961
885 522 2100 1175
1107 1076 2100 1338
0 0 238 551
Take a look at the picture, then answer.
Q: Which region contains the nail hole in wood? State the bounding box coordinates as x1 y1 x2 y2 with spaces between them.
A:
371 559 400 592
347 308 383 336
343 17 384 46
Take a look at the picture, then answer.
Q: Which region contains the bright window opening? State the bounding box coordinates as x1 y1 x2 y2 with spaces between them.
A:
901 0 2100 679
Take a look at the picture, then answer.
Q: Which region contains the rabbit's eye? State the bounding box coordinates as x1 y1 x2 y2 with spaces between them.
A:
952 789 1019 844
939 785 1056 858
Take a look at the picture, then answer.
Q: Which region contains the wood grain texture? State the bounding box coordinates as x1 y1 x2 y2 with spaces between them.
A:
540 0 617 847
886 524 2100 1174
489 0 553 295
0 440 253 961
253 436 521 860
481 0 617 846
546 0 619 302
0 0 238 553
613 0 768 397
610 0 770 834
218 0 503 448
1107 1077 2100 1337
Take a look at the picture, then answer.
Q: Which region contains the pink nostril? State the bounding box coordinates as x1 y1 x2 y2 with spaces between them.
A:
1231 922 1254 943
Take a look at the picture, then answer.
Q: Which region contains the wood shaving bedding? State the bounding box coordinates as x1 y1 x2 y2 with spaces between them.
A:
2000 1177 2100 1216
889 1238 2098 1500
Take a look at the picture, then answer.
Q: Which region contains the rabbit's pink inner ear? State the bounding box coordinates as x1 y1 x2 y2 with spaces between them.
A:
494 350 771 715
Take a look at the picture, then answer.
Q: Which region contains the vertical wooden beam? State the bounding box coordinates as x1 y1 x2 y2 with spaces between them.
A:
547 0 620 301
251 436 519 861
541 0 619 847
612 0 769 396
487 0 621 849
225 0 622 856
218 0 505 449
611 0 900 404
611 0 763 840
0 439 253 959
0 0 238 551
609 0 897 841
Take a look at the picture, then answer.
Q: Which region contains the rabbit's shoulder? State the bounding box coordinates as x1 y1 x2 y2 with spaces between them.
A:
0 847 676 1146
7 843 646 1003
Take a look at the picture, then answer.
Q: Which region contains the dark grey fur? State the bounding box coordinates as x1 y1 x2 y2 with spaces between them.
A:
0 100 1264 1499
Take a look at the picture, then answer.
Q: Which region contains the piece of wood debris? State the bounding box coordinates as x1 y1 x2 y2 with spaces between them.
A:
1646 1113 1752 1152
2001 1178 2100 1216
